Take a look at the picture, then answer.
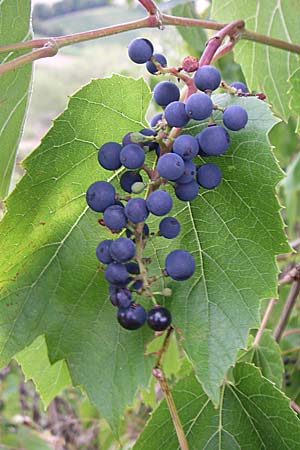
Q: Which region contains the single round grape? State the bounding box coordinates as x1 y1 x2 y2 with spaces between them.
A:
103 205 127 231
125 198 149 223
165 249 196 281
125 262 140 275
146 190 173 216
185 93 213 121
105 262 129 285
131 182 146 194
131 279 143 290
122 132 138 147
117 303 147 330
197 163 222 189
175 180 199 201
146 53 167 74
230 81 248 93
196 125 230 155
110 238 136 263
153 81 180 107
120 144 145 169
223 105 248 131
98 142 122 171
194 65 221 92
120 171 143 193
140 128 159 151
173 134 199 160
150 112 163 128
164 101 190 127
128 37 153 64
159 217 181 239
96 239 113 264
176 161 196 184
109 285 132 308
86 181 115 212
147 306 172 331
157 153 185 180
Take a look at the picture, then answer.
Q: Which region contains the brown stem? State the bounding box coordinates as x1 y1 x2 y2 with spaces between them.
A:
211 39 235 63
282 346 300 355
138 0 158 15
279 264 300 286
0 43 58 75
282 328 300 337
253 298 276 346
290 401 300 414
273 280 300 342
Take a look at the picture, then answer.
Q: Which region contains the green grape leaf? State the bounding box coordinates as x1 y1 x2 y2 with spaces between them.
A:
0 75 154 432
0 0 33 199
133 362 300 450
211 0 300 121
15 335 72 408
239 330 284 388
0 75 288 425
171 2 207 53
289 67 300 132
281 152 300 232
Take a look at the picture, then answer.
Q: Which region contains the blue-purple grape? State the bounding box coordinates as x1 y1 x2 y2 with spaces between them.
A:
230 81 248 93
196 125 230 155
194 65 221 92
159 217 180 239
120 171 143 193
157 153 185 180
164 101 190 127
120 144 145 169
86 181 115 212
147 306 171 331
223 105 248 131
128 37 153 64
165 249 195 281
175 180 199 201
197 163 222 189
110 237 136 263
109 285 132 308
150 112 163 128
117 303 147 330
125 198 149 223
98 142 122 171
153 81 180 107
96 239 113 264
185 93 213 120
103 205 127 231
176 161 196 184
105 262 129 285
173 134 199 160
125 262 140 275
146 190 173 216
146 53 167 74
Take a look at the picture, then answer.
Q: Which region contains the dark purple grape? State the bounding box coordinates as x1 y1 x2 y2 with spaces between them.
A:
125 198 149 223
146 53 167 74
223 105 248 131
164 101 190 127
146 190 173 216
96 239 113 264
159 217 180 239
196 125 230 156
194 65 221 92
173 134 199 160
131 279 143 290
117 303 147 330
157 153 185 180
176 161 196 184
128 37 153 64
150 112 163 128
120 171 143 193
109 285 132 308
125 262 140 274
175 180 199 201
105 262 129 285
165 249 196 281
197 163 222 189
153 81 180 107
230 81 248 93
98 142 122 170
120 144 145 169
122 132 138 147
147 306 171 331
103 205 127 231
185 93 213 120
110 238 136 263
86 181 115 212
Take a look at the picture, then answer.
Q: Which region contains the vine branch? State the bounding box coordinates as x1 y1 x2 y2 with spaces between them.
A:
273 280 300 342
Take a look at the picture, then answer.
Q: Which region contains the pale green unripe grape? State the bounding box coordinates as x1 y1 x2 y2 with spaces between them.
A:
131 182 147 194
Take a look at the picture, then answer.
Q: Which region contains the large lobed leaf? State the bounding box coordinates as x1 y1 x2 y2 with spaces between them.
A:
0 0 33 199
0 75 288 425
133 362 300 450
211 0 300 121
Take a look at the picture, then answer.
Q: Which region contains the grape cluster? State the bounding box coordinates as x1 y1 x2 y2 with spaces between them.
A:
85 37 250 333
